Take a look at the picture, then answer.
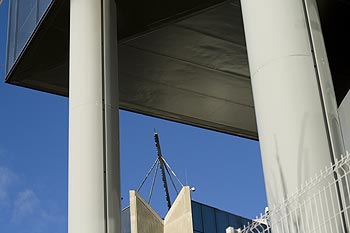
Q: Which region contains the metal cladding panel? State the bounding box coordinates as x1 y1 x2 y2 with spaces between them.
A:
176 2 246 47
119 45 252 106
118 2 256 138
118 44 256 138
124 25 249 77
5 0 350 140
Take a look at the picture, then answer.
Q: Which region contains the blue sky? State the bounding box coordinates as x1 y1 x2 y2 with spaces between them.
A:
0 1 266 232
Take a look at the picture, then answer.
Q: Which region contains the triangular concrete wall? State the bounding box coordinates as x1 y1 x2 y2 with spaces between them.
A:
129 186 193 233
129 190 164 233
164 187 193 233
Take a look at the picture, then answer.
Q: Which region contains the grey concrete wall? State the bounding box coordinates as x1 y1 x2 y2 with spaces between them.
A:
164 186 193 233
339 90 350 151
129 190 164 233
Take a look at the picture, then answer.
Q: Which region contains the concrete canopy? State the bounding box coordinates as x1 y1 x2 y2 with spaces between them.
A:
5 0 350 140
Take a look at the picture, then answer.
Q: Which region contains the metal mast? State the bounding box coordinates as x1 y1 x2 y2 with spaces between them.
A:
154 132 172 210
137 132 185 209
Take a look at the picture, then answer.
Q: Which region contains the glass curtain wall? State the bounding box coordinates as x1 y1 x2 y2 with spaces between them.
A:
191 201 251 233
6 0 52 73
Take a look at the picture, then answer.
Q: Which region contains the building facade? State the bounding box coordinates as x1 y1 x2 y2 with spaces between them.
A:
4 0 350 232
121 187 253 233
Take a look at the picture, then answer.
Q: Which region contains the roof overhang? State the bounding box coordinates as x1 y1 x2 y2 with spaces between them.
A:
5 0 350 140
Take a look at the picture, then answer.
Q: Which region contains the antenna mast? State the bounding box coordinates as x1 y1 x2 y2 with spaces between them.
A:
137 132 186 210
154 132 172 210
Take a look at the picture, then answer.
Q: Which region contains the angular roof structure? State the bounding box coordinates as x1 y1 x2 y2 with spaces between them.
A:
5 0 350 139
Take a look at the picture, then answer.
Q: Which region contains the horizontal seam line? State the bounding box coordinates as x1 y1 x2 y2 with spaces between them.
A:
251 54 311 77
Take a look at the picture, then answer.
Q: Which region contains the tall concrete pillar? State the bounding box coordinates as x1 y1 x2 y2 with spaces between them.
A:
339 91 350 151
241 0 346 231
69 0 120 233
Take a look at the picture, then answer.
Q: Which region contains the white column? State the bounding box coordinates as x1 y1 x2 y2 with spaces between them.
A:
69 0 120 233
241 0 345 231
339 91 350 151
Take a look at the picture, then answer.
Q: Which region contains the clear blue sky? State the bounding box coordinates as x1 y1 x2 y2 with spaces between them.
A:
0 1 266 232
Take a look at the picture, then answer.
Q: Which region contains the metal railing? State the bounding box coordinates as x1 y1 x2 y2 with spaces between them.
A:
236 151 350 233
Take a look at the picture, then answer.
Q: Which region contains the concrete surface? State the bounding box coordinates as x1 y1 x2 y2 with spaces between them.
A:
129 190 164 233
164 187 193 233
128 187 194 233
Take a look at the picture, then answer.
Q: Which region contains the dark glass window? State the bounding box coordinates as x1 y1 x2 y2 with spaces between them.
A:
238 216 251 228
202 205 216 233
228 214 241 229
192 201 203 232
6 0 18 71
215 209 229 233
191 201 253 233
39 0 51 16
16 0 37 55
6 0 53 73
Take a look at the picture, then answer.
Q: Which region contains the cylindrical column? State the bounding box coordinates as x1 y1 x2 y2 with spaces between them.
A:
69 0 120 232
241 0 345 231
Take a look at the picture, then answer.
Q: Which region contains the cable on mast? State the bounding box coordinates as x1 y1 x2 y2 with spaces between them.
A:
148 161 159 204
136 132 190 210
164 164 179 194
162 157 185 188
137 158 159 192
